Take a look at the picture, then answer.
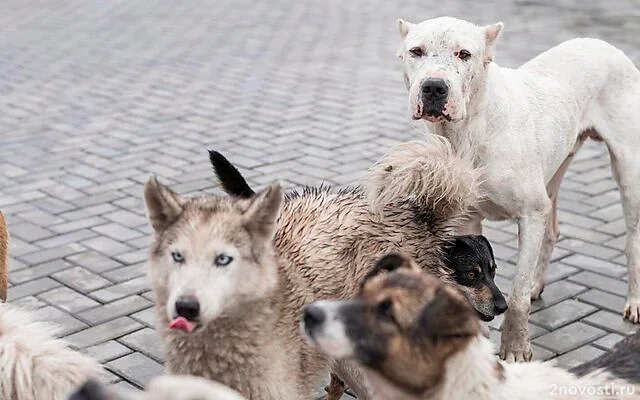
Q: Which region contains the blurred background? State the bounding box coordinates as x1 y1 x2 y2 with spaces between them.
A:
0 0 638 393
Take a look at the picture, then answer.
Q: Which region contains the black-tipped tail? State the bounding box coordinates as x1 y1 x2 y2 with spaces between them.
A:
208 150 256 199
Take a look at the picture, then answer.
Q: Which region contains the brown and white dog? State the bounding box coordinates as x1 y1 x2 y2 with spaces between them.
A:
0 210 103 400
142 138 500 400
303 253 640 400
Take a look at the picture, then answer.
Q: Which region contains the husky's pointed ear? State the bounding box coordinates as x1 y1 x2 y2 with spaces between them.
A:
144 177 184 233
242 182 283 239
417 285 479 338
398 19 415 38
361 253 415 288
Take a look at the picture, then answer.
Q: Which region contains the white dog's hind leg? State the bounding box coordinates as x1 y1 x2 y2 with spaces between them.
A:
532 137 586 300
607 145 640 323
500 198 551 362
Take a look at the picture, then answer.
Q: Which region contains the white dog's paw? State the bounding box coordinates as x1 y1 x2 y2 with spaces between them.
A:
530 281 545 301
623 297 640 323
499 312 532 362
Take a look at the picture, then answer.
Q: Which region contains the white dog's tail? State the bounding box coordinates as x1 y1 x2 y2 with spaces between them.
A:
363 136 481 226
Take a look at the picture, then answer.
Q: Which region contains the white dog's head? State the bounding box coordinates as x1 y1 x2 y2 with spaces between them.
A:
397 17 503 123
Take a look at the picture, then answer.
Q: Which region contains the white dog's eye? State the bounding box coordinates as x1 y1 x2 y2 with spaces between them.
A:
456 49 471 60
171 251 185 264
215 254 233 267
409 47 424 57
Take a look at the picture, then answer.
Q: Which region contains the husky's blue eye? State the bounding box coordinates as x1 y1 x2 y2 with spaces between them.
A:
171 251 184 264
215 254 233 267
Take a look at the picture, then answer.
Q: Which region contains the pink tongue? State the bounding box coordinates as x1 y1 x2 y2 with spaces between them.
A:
169 317 197 333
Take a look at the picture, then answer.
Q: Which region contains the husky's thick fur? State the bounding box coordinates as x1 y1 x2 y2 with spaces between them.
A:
143 138 485 400
69 376 246 400
0 210 103 400
303 253 640 400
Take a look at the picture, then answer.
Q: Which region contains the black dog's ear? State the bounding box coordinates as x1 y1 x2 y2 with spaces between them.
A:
208 150 256 199
417 286 479 338
361 253 411 288
444 235 495 261
68 379 113 400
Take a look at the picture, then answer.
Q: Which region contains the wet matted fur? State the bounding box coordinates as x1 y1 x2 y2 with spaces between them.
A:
0 210 103 400
143 139 484 400
303 253 640 400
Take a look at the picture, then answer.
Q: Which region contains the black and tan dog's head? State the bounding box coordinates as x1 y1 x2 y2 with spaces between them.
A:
444 235 507 321
302 253 480 396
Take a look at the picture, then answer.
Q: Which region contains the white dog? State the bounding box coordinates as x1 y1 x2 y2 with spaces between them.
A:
396 16 640 362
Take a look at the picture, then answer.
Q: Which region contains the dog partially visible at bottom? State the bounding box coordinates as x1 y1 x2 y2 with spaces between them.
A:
68 375 246 400
0 210 104 400
303 252 640 400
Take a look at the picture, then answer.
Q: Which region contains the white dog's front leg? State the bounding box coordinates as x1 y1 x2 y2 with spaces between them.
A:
500 204 550 362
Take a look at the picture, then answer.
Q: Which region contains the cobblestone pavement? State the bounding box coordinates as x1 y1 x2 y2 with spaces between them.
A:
1 0 639 394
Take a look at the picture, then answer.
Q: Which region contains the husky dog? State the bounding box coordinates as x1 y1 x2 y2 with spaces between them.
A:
69 376 246 400
396 16 640 362
571 330 640 384
303 253 640 400
143 138 501 400
0 211 103 400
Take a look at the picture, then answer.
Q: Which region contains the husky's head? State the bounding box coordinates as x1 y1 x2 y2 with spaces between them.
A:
143 177 282 334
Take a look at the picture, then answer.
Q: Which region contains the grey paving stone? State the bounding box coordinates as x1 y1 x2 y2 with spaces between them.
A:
106 353 165 388
34 305 88 337
577 289 626 314
552 345 606 370
90 276 150 303
534 322 606 354
66 250 124 274
118 327 165 362
592 333 625 351
8 277 61 301
562 254 627 278
530 299 597 330
65 317 143 349
583 310 639 335
78 295 152 325
531 279 587 312
568 271 628 296
130 307 156 328
39 285 102 313
83 340 133 364
9 259 74 284
52 266 113 292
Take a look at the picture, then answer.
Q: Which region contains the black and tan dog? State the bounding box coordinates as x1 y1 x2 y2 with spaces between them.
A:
303 253 640 400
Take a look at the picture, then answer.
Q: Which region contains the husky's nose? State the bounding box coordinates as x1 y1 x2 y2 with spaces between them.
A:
175 296 200 321
304 304 326 329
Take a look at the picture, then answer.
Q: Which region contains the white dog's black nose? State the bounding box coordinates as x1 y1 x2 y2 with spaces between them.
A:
422 78 449 105
175 296 200 320
304 304 326 329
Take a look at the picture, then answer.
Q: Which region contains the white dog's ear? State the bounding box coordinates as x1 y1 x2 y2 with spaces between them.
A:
397 19 415 38
483 22 503 64
484 22 503 46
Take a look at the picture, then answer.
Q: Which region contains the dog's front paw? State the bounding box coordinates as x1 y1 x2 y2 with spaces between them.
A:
623 297 640 323
499 311 532 362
